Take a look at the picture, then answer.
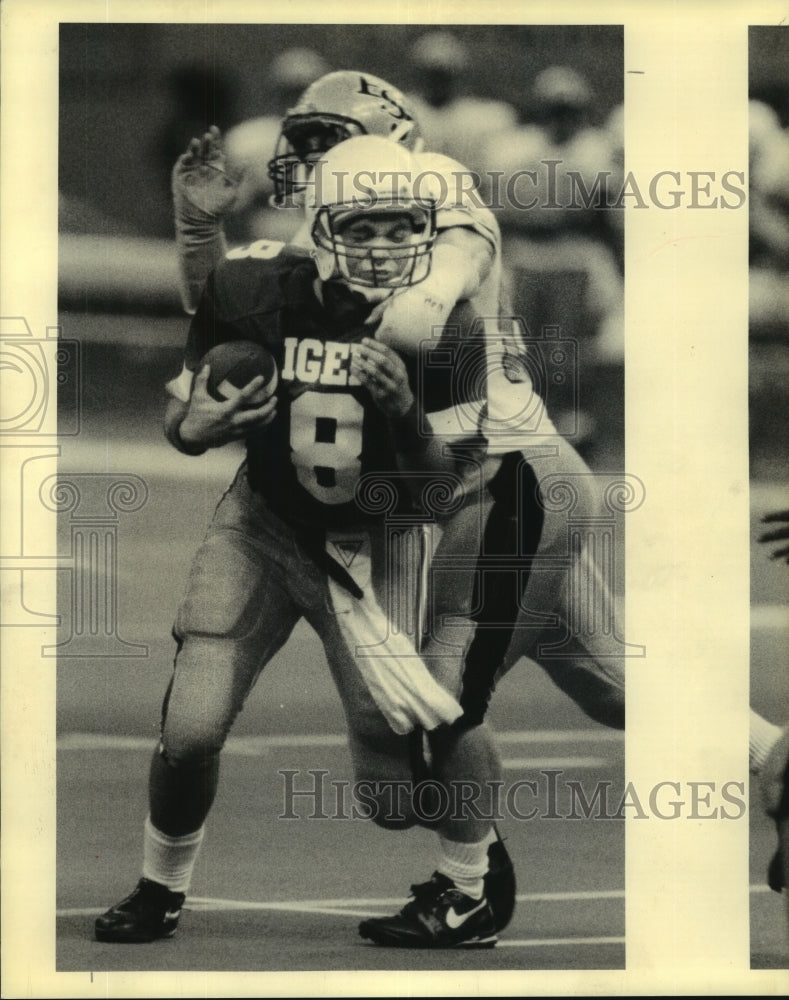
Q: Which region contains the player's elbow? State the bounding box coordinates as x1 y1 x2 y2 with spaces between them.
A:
433 228 494 298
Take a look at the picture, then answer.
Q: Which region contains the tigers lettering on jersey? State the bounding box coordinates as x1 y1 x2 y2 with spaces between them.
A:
281 338 362 387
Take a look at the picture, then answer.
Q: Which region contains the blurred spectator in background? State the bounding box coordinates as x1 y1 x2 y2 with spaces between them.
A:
749 99 789 340
602 100 625 273
477 65 624 456
406 30 517 181
154 62 242 234
481 65 623 366
748 98 789 478
220 47 331 243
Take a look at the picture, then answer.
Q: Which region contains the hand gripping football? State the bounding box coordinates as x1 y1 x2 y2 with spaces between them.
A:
201 340 278 407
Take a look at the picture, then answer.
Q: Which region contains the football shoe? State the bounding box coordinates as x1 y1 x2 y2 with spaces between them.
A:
94 878 185 943
358 873 497 949
485 826 517 932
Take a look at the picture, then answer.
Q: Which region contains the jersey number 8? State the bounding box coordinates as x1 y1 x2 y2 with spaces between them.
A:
290 392 364 505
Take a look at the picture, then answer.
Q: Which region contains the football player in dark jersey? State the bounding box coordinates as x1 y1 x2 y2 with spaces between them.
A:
170 67 625 739
96 136 509 949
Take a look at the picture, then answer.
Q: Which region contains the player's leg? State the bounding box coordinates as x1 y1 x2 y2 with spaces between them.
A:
492 439 626 728
364 443 625 947
356 483 518 948
750 706 784 775
320 615 503 949
95 472 305 942
758 722 789 906
303 529 421 830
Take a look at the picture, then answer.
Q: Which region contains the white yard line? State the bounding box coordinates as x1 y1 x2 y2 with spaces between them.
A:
496 936 625 948
502 756 611 769
57 884 776 923
57 729 623 753
62 887 625 920
751 605 789 630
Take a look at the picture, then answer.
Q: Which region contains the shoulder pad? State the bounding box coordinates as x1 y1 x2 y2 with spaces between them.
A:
212 241 314 319
223 239 308 265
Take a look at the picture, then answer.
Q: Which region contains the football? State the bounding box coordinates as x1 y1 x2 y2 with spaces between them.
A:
201 340 278 407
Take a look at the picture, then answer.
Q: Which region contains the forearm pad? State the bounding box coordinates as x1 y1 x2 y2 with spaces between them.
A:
172 187 228 315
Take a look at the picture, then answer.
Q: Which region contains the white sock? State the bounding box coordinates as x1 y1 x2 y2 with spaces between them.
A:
750 709 783 773
142 815 204 893
436 834 489 900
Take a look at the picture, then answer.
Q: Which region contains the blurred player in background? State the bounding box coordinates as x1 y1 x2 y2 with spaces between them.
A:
748 99 789 339
753 509 789 939
749 87 789 935
405 29 518 181
480 65 624 366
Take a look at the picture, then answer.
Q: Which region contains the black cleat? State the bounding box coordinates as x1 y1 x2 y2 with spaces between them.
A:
359 873 498 949
484 826 516 932
94 878 185 943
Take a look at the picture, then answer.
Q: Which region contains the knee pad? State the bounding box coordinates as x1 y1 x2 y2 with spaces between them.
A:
175 530 272 640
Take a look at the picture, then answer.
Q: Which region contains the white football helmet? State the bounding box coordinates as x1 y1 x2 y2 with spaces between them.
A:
305 135 436 300
268 70 422 206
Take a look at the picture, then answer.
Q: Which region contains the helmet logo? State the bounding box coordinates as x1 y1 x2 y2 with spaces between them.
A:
357 75 413 124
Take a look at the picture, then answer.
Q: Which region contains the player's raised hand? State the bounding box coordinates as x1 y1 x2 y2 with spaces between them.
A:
178 365 277 449
171 125 241 219
759 510 789 564
351 338 414 418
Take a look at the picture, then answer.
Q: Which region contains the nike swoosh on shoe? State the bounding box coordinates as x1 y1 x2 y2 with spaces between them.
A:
444 898 486 930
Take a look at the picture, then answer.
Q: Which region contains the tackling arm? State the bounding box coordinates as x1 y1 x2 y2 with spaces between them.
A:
432 226 495 301
172 127 238 315
368 227 496 355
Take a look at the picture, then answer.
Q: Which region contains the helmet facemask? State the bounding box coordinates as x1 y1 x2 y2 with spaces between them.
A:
268 114 364 206
311 199 436 300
